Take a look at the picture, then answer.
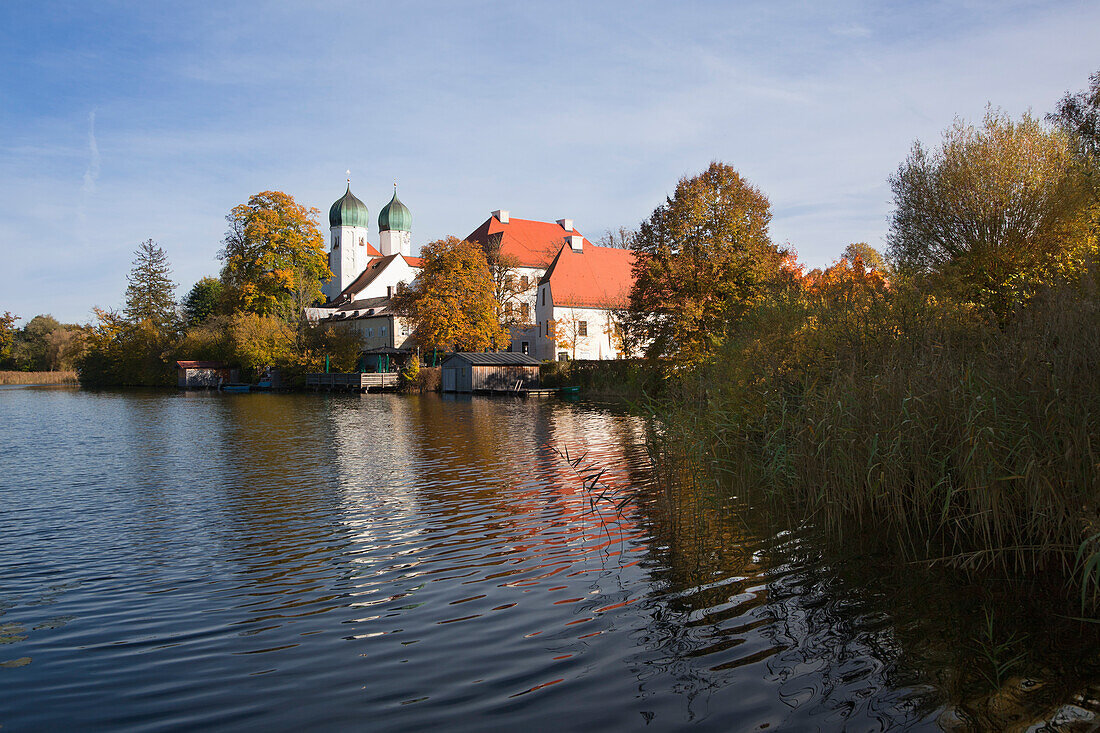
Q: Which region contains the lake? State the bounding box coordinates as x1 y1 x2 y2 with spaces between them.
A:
1 387 1097 731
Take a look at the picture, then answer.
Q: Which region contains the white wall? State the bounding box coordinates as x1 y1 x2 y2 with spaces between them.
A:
378 229 412 257
324 224 371 300
533 282 625 361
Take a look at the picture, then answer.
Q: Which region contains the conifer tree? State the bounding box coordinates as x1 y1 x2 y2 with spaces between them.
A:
124 239 178 330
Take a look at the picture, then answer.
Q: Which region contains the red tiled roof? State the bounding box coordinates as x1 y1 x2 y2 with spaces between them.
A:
333 254 402 303
466 215 591 268
402 255 423 268
541 243 635 309
363 241 382 257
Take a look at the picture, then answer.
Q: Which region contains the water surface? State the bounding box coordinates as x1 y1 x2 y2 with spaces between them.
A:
1 388 1096 731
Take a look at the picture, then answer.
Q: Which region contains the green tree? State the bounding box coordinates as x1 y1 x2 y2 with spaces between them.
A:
888 110 1093 316
182 277 224 326
124 239 178 330
627 161 790 367
12 315 61 370
220 191 329 321
391 236 506 352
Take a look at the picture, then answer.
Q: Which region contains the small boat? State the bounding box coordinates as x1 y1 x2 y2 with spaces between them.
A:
558 385 581 396
221 383 251 393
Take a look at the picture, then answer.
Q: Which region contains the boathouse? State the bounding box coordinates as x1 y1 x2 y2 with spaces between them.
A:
441 352 541 393
176 361 238 388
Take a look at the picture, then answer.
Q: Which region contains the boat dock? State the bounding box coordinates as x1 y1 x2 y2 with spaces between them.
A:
305 373 399 392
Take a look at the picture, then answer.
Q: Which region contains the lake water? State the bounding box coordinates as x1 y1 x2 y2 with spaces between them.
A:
1 387 1098 731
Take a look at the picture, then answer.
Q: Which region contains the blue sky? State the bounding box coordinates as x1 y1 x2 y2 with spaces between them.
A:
2 1 1098 324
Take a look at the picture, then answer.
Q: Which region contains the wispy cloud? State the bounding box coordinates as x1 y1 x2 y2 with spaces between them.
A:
77 109 100 233
829 23 872 39
82 110 100 195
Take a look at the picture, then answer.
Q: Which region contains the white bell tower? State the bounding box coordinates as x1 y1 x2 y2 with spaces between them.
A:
325 172 372 301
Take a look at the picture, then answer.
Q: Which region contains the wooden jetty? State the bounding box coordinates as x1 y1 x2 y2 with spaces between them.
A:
305 372 399 392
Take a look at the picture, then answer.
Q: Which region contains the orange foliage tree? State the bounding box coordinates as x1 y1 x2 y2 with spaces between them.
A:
220 191 330 321
627 161 794 369
391 236 506 353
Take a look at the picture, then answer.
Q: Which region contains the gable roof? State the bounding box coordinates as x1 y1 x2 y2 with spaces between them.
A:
332 253 403 304
540 243 635 309
443 352 541 366
465 215 593 269
402 255 423 268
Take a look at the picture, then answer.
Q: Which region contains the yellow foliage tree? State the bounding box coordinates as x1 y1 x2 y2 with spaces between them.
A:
220 191 330 321
889 110 1095 317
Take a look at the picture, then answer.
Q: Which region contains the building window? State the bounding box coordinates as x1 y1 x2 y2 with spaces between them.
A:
387 286 393 298
541 288 545 306
367 327 374 337
400 321 410 336
381 325 387 336
521 275 529 290
557 351 568 362
520 302 529 321
521 341 529 355
359 237 365 247
578 320 587 336
332 234 339 248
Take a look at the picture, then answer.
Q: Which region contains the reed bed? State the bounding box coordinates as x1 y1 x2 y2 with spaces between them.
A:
657 280 1099 596
0 370 78 385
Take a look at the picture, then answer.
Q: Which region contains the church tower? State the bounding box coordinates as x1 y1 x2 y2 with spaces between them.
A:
325 179 371 301
377 186 412 257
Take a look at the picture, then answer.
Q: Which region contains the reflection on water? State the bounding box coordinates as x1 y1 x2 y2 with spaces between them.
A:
1 388 1098 731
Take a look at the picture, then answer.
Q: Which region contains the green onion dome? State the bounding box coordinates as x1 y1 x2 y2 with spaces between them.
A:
329 185 370 228
378 188 412 233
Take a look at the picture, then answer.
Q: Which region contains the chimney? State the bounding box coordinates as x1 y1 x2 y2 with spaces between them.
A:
568 234 584 252
557 218 574 232
492 209 509 224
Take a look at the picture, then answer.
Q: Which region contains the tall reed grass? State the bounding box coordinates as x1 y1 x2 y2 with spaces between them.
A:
656 277 1099 597
0 370 78 385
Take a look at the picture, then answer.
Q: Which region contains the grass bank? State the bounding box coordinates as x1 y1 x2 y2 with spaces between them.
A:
0 370 78 385
653 279 1099 601
540 359 655 398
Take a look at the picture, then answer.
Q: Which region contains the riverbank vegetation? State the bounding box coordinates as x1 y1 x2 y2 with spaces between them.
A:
635 73 1100 603
76 193 362 387
0 371 78 385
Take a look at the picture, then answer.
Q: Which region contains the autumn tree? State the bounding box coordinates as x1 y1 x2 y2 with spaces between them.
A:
627 161 791 367
182 277 224 326
0 312 17 367
841 242 889 276
220 191 330 321
125 239 178 331
391 236 506 353
548 309 583 360
888 110 1093 316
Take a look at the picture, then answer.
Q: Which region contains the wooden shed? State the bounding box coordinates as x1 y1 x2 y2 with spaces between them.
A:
441 352 541 393
176 361 238 388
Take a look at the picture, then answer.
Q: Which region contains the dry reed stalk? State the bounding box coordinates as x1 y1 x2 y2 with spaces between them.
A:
0 371 78 385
